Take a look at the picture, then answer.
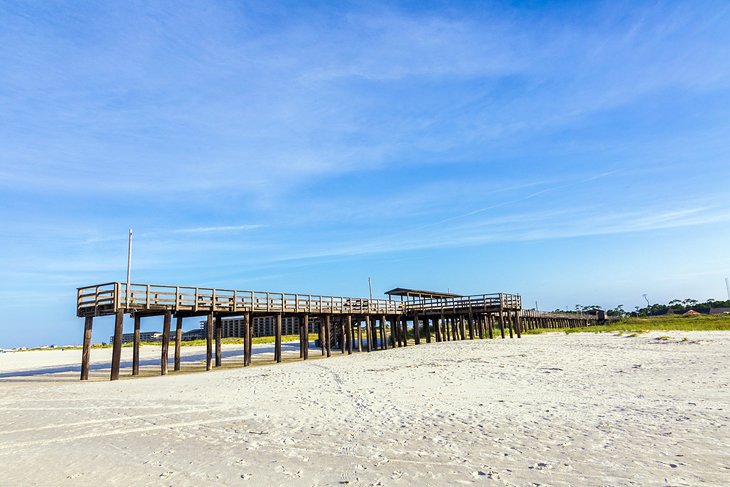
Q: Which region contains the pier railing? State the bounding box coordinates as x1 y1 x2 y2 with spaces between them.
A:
76 282 522 317
403 293 521 314
77 282 403 317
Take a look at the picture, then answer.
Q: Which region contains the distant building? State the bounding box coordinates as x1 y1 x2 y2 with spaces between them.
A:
203 316 319 338
182 328 206 341
709 307 730 315
109 331 162 344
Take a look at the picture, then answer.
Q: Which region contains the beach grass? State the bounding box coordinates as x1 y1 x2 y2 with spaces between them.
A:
524 314 730 335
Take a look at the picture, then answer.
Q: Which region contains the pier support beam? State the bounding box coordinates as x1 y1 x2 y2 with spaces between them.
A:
301 314 309 360
206 313 213 371
80 316 93 381
413 314 420 345
346 315 353 354
357 318 363 352
244 312 252 366
340 317 346 354
401 316 408 347
498 309 506 339
161 311 171 375
319 318 325 355
365 315 372 352
514 311 522 338
215 314 222 367
132 314 141 376
424 315 431 343
372 316 379 350
174 315 183 371
380 315 387 350
110 310 124 381
275 313 283 363
392 316 400 347
324 315 332 357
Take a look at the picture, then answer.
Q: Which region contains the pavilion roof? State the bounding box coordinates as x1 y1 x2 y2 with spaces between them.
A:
384 287 462 299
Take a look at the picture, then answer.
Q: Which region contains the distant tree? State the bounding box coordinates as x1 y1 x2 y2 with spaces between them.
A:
607 304 625 317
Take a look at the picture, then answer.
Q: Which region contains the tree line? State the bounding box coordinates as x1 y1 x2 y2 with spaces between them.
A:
552 299 730 317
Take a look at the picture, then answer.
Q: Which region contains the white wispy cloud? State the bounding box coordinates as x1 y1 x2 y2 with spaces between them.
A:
82 224 262 244
171 224 262 234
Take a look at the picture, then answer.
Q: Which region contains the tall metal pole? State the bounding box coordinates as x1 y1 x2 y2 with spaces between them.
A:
368 277 373 311
126 227 132 309
725 277 730 300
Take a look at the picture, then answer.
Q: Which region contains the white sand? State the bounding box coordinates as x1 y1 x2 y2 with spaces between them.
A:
1 332 728 486
0 341 307 380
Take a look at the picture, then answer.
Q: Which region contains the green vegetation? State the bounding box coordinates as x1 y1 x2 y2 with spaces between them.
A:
552 298 730 317
524 313 730 335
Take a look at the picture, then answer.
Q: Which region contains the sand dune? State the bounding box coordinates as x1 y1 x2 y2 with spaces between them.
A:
1 332 728 485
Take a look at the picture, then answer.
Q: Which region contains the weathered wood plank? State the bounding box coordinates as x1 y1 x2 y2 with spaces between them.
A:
80 316 93 381
161 311 171 375
324 314 332 357
299 313 309 360
174 315 183 371
132 314 141 376
244 312 252 366
413 314 420 345
110 310 124 381
206 313 213 370
275 313 283 363
215 314 222 367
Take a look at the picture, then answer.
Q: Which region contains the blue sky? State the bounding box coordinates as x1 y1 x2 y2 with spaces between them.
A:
1 1 730 348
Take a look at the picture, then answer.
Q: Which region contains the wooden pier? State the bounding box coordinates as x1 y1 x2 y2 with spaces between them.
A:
76 282 597 381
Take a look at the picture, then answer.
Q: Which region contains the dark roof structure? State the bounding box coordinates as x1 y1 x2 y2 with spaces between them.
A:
709 307 730 315
384 287 463 299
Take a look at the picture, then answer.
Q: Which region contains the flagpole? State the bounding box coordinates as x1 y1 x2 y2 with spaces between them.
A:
126 227 132 309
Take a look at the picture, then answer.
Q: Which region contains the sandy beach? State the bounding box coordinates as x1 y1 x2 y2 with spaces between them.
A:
1 332 728 486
